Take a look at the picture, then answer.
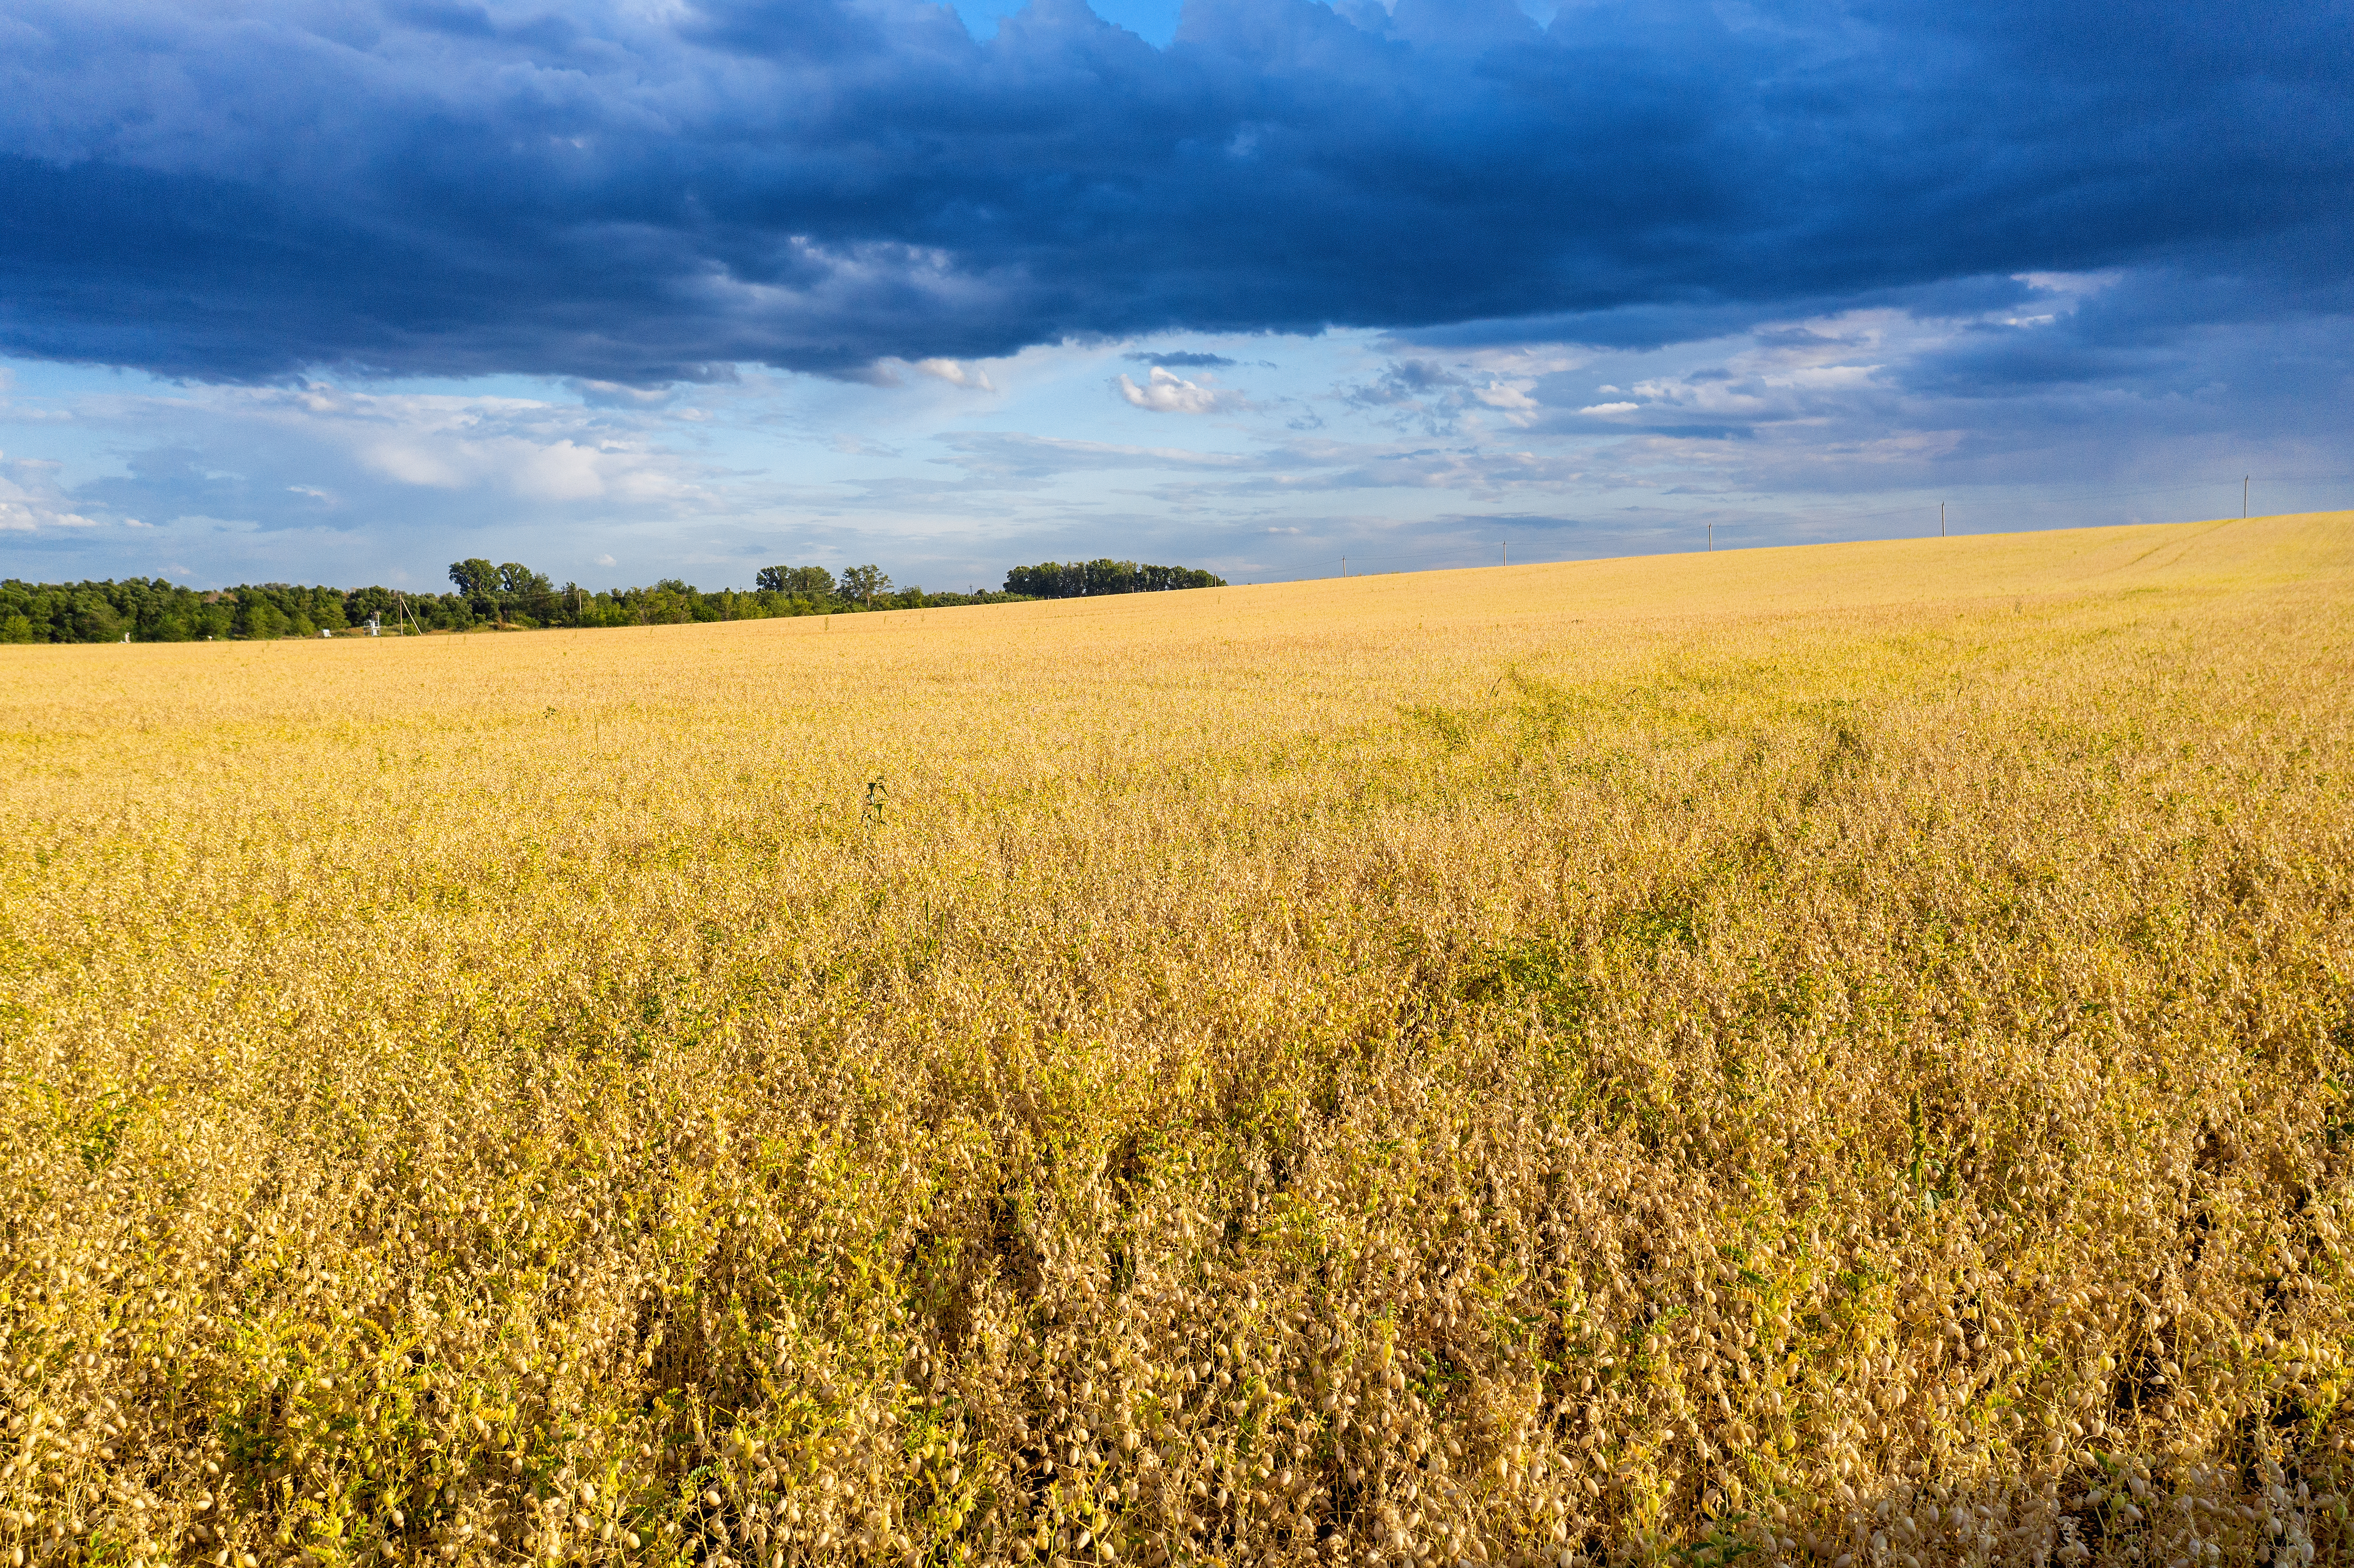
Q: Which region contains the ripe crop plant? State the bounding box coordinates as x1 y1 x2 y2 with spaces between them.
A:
2 513 2351 1568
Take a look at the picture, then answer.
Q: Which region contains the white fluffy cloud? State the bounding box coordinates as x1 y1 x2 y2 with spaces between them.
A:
0 367 744 584
242 386 696 504
1118 367 1230 414
0 454 102 532
913 358 997 392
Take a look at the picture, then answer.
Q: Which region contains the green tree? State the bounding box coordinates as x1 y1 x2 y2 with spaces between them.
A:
240 598 286 640
62 589 125 641
757 565 838 597
498 563 552 597
838 564 890 605
488 563 551 626
448 559 499 604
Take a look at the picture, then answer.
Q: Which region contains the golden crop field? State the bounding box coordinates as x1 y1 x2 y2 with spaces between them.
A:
4 513 2353 1568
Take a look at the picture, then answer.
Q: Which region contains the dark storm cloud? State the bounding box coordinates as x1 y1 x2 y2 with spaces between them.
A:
2 0 2349 383
1125 351 1238 368
1896 268 2354 400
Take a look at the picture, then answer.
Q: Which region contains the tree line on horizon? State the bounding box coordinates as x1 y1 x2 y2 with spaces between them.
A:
0 556 1226 643
1003 558 1225 597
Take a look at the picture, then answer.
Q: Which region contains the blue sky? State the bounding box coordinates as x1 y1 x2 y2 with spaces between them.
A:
4 0 2351 589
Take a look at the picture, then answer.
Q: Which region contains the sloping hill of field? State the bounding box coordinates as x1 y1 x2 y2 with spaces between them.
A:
3 513 2351 1568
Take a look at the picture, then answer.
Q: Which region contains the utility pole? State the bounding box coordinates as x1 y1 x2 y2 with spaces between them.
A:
1940 502 1946 538
1501 541 1507 568
2245 475 2250 518
1706 523 1713 551
1341 555 1346 578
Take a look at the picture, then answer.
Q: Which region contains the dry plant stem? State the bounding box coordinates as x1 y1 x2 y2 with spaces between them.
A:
3 514 2353 1568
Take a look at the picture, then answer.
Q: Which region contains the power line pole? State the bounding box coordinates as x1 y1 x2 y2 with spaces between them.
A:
2245 474 2250 518
1706 523 1713 551
1501 541 1507 568
1940 502 1946 538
